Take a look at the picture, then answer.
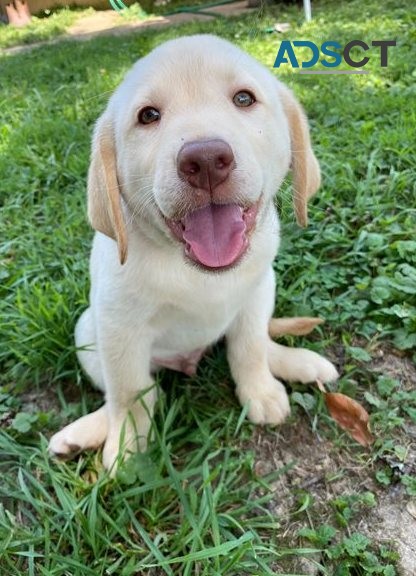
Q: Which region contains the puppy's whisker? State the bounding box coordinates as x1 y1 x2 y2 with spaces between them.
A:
127 190 156 225
120 175 154 189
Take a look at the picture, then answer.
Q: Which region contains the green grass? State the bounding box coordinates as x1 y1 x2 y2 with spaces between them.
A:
0 0 201 51
0 4 154 50
1 0 415 573
0 7 91 49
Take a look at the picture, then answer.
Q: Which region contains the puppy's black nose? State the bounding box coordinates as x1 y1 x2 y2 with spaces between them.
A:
177 139 235 192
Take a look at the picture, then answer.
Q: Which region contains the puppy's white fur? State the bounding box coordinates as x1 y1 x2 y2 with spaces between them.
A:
49 35 338 471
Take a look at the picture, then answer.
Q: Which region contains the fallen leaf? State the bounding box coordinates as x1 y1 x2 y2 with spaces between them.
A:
325 392 374 447
269 317 324 338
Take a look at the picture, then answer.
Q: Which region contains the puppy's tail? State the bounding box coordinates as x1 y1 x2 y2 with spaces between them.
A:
268 317 324 339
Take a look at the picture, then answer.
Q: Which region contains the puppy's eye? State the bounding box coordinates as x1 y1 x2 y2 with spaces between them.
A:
138 107 161 125
233 90 256 108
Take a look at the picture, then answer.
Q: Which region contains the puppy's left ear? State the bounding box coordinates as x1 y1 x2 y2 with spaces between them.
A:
279 85 321 227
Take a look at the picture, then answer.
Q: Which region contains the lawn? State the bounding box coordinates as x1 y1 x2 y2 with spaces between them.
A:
0 7 89 49
0 3 167 51
1 0 415 574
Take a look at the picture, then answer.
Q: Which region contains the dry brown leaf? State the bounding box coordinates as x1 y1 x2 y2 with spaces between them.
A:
325 392 374 447
268 317 324 338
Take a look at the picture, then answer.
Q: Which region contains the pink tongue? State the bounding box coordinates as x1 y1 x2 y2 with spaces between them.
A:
183 204 247 268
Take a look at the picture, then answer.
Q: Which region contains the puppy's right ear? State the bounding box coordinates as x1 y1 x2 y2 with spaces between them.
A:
279 84 321 227
87 112 128 265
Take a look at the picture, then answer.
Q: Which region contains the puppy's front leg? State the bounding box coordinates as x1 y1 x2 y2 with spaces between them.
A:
99 327 157 472
226 269 290 425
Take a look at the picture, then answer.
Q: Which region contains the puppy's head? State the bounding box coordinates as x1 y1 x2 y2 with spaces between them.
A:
88 35 320 267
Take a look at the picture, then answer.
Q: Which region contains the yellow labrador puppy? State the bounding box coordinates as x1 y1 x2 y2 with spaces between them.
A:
49 35 338 471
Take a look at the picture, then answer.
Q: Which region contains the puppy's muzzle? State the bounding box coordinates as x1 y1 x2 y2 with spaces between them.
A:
167 139 258 270
177 139 235 193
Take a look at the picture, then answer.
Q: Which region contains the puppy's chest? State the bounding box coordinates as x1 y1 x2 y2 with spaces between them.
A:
150 297 237 364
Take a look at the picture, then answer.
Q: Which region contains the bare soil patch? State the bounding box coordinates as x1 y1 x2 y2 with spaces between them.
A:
251 348 416 574
66 1 253 38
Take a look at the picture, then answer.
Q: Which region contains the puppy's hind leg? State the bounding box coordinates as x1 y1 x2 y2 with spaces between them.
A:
75 307 105 392
267 340 338 384
49 308 108 460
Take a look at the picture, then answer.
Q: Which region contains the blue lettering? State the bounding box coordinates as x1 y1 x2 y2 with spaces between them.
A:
321 41 342 67
293 40 319 69
273 41 299 68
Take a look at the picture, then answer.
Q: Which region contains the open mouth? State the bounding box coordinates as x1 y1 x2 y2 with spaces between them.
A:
166 200 260 270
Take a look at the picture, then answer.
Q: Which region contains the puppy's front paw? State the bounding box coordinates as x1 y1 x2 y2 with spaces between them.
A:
237 379 290 425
